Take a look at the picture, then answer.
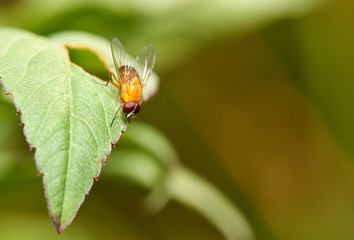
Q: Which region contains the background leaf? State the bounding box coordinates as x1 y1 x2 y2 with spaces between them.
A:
0 0 324 71
106 122 254 240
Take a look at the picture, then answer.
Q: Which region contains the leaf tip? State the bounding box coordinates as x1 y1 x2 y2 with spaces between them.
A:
51 215 63 235
56 228 63 235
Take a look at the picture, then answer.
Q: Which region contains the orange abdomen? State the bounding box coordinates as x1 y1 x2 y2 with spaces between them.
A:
120 77 142 103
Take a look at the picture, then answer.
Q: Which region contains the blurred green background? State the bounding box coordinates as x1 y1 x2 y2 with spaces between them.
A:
1 0 354 239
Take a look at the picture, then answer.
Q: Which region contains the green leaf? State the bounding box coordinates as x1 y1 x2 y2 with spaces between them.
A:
0 28 159 233
166 166 254 240
106 122 254 240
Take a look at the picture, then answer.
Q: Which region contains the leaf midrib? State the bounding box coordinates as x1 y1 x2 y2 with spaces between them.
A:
59 56 74 227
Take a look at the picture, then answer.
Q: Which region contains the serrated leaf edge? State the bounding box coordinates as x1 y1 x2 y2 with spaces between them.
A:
0 70 127 233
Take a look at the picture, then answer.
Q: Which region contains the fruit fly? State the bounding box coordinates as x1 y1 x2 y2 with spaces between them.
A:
108 38 156 126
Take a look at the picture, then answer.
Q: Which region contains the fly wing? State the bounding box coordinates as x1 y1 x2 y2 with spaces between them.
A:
111 38 130 83
135 43 156 88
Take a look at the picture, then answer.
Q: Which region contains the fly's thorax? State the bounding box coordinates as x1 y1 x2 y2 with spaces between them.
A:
118 65 139 82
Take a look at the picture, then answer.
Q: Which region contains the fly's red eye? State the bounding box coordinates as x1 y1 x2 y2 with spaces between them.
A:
123 102 135 113
134 103 140 114
123 102 141 114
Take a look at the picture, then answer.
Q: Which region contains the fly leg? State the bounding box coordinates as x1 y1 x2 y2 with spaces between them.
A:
106 72 121 89
110 99 124 127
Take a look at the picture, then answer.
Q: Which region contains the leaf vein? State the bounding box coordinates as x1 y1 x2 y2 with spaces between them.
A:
23 73 67 110
0 35 27 58
40 148 66 171
33 95 67 145
72 113 99 156
60 63 73 223
84 78 113 140
14 47 54 87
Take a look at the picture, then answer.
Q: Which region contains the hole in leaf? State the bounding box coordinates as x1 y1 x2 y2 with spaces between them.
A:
66 46 110 81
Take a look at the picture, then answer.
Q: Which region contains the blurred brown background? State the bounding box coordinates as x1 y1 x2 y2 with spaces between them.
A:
1 0 354 239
